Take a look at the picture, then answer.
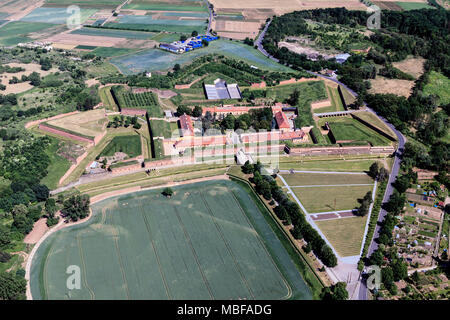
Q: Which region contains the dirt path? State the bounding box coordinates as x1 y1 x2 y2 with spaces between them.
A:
24 218 49 244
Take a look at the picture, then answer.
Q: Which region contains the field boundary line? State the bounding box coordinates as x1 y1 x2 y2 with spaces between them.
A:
77 234 95 300
173 204 215 299
110 213 131 300
199 190 256 300
139 205 172 299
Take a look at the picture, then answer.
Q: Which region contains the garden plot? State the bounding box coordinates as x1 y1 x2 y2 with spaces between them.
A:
30 180 312 300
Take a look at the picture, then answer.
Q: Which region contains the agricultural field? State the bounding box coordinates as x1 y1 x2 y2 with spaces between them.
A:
278 158 381 172
45 109 108 141
21 7 97 24
423 71 450 105
100 135 142 158
109 39 293 74
123 0 208 12
396 1 435 10
0 21 57 46
369 76 415 98
280 172 373 186
315 215 368 257
43 0 123 8
30 180 312 300
392 57 425 79
318 116 393 146
71 27 156 40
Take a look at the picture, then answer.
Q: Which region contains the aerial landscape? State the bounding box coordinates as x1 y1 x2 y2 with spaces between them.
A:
0 0 449 306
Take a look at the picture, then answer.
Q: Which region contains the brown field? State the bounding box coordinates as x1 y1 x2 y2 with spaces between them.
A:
44 32 127 48
46 109 108 139
392 57 425 79
373 1 403 10
213 18 262 40
209 0 366 15
0 0 44 20
0 63 58 94
369 76 415 98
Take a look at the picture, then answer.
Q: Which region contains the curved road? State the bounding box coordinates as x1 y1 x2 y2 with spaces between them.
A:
255 21 406 300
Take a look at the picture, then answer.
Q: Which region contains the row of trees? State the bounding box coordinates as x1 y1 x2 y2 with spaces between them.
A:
243 161 338 267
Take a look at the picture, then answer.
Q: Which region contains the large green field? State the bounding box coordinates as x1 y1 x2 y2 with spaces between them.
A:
21 7 96 24
71 27 156 39
423 71 450 105
0 21 57 46
396 2 434 10
110 40 293 74
30 180 312 300
123 0 208 12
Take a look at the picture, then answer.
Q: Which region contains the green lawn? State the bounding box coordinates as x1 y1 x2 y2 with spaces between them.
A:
316 216 367 257
319 117 392 146
280 172 373 186
278 159 378 172
292 185 374 213
314 86 344 113
150 120 179 139
40 137 72 190
100 135 142 158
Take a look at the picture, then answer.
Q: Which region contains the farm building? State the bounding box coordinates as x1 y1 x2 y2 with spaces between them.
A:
275 111 291 132
179 113 194 137
204 78 242 100
159 35 219 54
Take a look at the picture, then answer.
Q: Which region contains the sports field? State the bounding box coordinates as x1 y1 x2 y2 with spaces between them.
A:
110 40 292 74
30 180 312 300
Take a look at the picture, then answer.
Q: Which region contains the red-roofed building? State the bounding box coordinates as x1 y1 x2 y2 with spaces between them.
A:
275 111 291 132
179 113 194 137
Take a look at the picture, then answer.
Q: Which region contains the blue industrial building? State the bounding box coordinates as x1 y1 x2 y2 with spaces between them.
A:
159 34 219 54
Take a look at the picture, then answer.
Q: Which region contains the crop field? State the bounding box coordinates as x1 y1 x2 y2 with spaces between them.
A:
291 185 374 213
100 135 142 158
280 172 373 186
319 117 392 146
43 0 123 8
109 39 292 74
91 47 140 58
105 12 207 33
30 180 313 300
21 7 97 24
423 71 450 105
123 0 208 12
0 21 57 46
46 109 108 140
315 216 367 257
71 27 156 39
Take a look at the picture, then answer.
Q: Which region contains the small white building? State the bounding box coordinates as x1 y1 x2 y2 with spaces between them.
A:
236 149 254 165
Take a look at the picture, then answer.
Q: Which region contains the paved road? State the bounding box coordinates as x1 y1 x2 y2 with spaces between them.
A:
256 20 407 300
203 0 213 35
